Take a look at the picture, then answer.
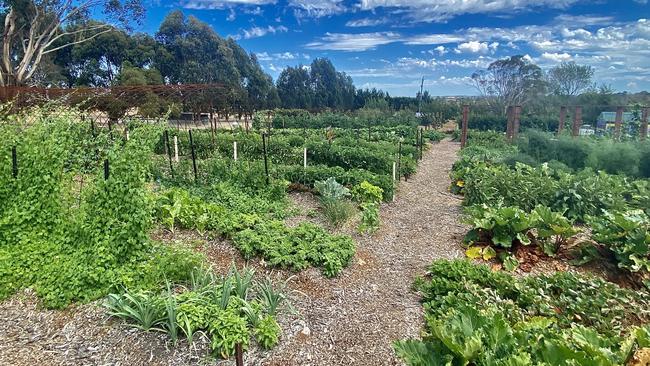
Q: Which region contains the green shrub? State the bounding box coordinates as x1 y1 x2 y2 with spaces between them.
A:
587 141 641 177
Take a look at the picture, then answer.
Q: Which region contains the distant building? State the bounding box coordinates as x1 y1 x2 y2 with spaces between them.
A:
596 111 636 131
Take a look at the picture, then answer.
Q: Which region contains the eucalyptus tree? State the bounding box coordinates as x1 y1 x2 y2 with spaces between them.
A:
471 55 546 114
0 0 144 86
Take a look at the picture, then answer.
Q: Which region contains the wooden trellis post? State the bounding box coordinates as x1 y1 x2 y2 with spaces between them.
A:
558 106 566 135
571 106 582 137
460 105 469 148
614 106 624 140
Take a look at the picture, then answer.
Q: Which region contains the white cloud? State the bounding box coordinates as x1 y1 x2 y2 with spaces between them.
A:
257 52 310 61
237 25 288 39
306 32 402 51
256 52 272 61
433 46 447 55
404 34 466 45
346 18 390 27
358 0 581 23
181 0 275 9
289 0 346 18
540 52 572 62
456 41 489 53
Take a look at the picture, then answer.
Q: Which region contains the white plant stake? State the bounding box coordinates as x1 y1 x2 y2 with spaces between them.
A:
304 147 307 168
234 141 238 160
392 162 396 181
173 136 179 162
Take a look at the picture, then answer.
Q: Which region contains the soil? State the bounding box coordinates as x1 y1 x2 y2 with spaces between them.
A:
0 140 468 365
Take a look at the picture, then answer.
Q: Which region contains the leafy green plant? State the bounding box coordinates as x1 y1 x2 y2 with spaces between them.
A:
104 290 165 331
208 309 249 359
532 205 580 256
254 315 281 349
589 210 650 283
256 277 289 316
463 204 534 248
358 202 380 234
351 180 384 203
229 265 255 300
321 199 357 227
315 177 350 201
397 259 650 365
162 283 179 344
233 221 355 277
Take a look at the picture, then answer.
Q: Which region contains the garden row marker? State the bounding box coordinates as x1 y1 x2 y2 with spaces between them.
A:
174 136 179 162
303 147 307 168
571 106 582 137
614 106 624 140
11 146 17 179
164 130 174 178
233 141 238 161
460 105 469 148
642 108 649 141
262 133 270 185
103 159 109 180
558 106 567 135
125 128 129 141
189 129 198 182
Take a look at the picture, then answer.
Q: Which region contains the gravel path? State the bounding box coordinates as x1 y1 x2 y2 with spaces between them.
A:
260 139 466 365
0 140 466 366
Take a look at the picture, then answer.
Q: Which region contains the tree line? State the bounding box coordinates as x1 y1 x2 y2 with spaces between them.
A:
0 1 408 115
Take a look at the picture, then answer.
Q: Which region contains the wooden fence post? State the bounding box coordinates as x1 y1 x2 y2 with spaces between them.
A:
558 106 566 135
614 106 624 140
572 106 582 137
641 108 648 141
460 105 469 148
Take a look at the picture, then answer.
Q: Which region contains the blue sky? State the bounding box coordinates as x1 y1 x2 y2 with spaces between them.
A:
141 0 650 96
